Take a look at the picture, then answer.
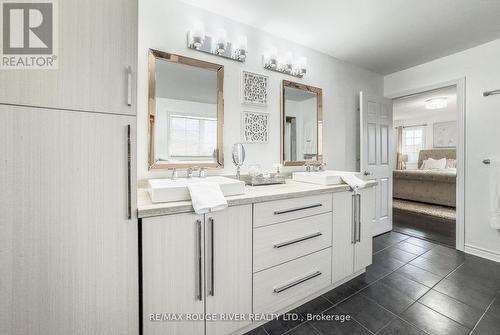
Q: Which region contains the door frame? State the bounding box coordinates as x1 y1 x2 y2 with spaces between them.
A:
385 78 466 251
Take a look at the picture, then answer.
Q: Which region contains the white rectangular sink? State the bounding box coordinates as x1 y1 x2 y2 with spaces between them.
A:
148 176 246 203
292 170 363 186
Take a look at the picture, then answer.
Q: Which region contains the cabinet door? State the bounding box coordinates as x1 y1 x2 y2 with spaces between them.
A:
332 191 355 283
0 105 138 335
0 0 137 115
354 187 375 272
142 213 205 335
205 205 252 335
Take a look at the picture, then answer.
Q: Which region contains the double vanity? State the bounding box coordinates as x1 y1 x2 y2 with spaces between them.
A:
138 177 376 335
140 48 378 335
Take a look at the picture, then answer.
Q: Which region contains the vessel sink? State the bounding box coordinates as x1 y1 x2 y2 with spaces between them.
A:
148 176 246 203
292 170 363 186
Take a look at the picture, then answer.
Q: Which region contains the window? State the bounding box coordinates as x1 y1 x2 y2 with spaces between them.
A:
403 127 425 164
168 115 217 159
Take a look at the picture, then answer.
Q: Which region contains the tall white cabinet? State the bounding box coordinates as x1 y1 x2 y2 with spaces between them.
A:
0 106 138 335
142 205 253 335
0 0 138 334
0 0 137 115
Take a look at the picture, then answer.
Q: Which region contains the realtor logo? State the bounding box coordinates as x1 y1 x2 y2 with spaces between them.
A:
1 0 58 69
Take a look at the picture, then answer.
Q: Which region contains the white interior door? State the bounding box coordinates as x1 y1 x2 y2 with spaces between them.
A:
360 92 393 236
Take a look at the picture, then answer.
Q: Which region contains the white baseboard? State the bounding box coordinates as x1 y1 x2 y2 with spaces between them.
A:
464 244 500 263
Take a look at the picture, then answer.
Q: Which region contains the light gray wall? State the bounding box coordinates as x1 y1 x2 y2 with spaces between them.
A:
385 38 500 261
138 0 383 179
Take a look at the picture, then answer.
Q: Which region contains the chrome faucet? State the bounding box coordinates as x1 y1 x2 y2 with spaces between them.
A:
170 168 178 179
186 167 196 178
199 167 206 178
305 163 312 172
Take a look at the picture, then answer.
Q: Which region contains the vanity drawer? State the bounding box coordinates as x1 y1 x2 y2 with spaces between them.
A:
253 248 332 314
253 193 332 227
253 213 332 272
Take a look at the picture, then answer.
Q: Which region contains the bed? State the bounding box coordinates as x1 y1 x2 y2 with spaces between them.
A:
393 149 456 207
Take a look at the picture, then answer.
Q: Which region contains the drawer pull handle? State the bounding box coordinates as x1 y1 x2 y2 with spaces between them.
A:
273 271 322 293
274 232 323 248
273 203 322 215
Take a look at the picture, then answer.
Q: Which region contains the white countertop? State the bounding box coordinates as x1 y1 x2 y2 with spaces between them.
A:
137 179 377 218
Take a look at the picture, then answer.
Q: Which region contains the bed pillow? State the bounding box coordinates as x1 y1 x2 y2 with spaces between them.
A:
422 157 447 169
446 158 457 168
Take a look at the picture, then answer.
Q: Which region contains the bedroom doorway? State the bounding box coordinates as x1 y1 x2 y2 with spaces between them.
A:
391 84 462 247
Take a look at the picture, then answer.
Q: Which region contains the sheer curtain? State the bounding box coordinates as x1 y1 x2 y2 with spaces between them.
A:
396 126 404 170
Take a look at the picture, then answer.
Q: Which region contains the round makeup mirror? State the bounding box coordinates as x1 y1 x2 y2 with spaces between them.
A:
232 143 246 179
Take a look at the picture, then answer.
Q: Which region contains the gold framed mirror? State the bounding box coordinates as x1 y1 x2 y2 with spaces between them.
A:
148 49 224 170
281 80 323 166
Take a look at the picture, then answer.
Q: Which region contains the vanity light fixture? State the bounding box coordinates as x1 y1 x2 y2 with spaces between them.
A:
425 97 448 109
263 50 307 78
187 25 247 62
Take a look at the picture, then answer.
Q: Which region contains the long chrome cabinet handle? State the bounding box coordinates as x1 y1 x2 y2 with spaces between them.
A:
357 194 361 242
274 232 323 248
351 194 356 244
273 203 322 215
273 271 322 293
208 217 215 296
195 219 203 301
126 125 132 220
126 66 132 107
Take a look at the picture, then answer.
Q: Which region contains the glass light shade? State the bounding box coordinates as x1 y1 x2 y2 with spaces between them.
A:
213 29 227 55
236 36 248 51
189 22 205 49
264 47 278 68
297 56 307 68
235 36 248 61
284 52 293 69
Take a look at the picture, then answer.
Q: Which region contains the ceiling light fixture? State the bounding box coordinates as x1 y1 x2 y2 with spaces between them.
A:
425 97 448 109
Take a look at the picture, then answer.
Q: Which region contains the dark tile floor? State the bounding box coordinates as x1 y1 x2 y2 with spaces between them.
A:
245 232 500 335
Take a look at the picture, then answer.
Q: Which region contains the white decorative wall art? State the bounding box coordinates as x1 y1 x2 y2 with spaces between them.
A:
433 121 457 148
241 71 268 106
242 111 269 143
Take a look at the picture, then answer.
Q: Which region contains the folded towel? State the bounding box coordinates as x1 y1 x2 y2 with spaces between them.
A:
188 182 228 215
489 159 500 229
340 173 367 194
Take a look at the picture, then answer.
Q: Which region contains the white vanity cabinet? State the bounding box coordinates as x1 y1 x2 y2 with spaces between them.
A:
142 205 252 335
139 184 376 335
332 187 375 283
